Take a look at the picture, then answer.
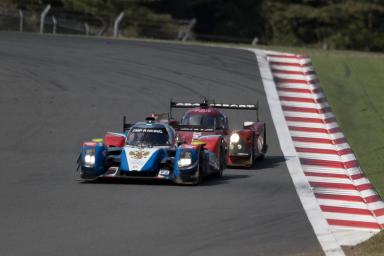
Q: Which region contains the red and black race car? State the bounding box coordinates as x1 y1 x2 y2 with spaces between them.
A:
163 99 268 168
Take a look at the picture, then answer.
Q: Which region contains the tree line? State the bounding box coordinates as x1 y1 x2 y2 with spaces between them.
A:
3 0 384 51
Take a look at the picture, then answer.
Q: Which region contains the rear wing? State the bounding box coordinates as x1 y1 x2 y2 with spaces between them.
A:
170 100 259 121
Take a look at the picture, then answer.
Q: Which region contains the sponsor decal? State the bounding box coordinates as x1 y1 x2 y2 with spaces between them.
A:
210 103 256 108
192 132 202 140
131 128 164 134
124 147 159 171
194 108 213 113
175 102 200 107
129 150 150 160
173 102 257 109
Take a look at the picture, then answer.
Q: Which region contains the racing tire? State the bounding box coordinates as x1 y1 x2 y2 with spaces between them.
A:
256 127 267 161
214 143 225 178
247 148 254 169
194 150 204 185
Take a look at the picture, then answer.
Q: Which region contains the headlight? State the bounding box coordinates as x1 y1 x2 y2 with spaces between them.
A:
178 158 192 167
178 151 193 168
84 149 96 167
230 133 240 143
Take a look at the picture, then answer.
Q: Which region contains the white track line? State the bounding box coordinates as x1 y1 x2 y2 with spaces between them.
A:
249 48 345 256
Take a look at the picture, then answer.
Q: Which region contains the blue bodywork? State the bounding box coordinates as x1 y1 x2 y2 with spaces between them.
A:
78 122 215 184
80 142 106 178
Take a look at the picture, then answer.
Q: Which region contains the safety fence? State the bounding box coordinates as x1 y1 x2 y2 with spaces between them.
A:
0 6 196 41
0 5 257 44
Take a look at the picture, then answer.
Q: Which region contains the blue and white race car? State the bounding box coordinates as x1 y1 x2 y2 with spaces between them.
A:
77 117 222 184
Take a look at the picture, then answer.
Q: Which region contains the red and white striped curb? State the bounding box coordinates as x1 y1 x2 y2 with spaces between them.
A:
267 53 384 232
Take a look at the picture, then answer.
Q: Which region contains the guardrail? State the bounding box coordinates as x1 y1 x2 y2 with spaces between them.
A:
0 6 258 45
0 7 197 41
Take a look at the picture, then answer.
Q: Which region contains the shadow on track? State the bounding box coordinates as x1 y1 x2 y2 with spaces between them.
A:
81 178 176 186
201 173 250 186
226 155 286 171
80 173 250 187
77 155 286 187
253 155 286 170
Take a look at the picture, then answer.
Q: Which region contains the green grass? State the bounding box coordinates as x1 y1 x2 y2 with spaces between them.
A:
346 231 384 256
311 51 384 256
310 51 384 196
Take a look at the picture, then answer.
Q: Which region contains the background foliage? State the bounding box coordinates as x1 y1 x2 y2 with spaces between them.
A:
1 0 384 51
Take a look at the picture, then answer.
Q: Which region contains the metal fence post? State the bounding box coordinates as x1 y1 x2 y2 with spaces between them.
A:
182 18 196 41
252 37 259 46
40 4 51 34
113 12 125 38
52 16 57 34
84 23 89 35
18 9 23 32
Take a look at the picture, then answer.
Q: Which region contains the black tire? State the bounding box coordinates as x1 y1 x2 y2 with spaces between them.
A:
214 143 225 178
247 147 255 168
194 150 204 185
257 126 267 160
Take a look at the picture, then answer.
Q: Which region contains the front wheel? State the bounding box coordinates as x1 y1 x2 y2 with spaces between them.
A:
194 150 204 185
214 144 225 178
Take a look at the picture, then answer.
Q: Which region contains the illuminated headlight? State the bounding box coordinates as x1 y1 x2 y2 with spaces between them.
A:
178 158 192 167
84 149 96 167
178 151 193 168
230 133 240 143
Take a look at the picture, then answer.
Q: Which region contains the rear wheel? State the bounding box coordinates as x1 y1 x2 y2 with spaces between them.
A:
247 148 255 168
256 127 267 160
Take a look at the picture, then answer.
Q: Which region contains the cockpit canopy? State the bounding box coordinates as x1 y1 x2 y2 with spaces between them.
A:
127 127 171 146
181 110 228 130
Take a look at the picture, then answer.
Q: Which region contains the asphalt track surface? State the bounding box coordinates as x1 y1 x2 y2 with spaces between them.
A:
0 32 323 256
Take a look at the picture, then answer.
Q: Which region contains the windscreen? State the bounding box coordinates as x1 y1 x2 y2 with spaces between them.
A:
181 113 224 129
127 128 170 146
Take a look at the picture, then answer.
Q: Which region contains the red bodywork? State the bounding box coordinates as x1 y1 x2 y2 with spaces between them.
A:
170 105 267 168
227 122 266 167
177 130 224 156
104 133 126 147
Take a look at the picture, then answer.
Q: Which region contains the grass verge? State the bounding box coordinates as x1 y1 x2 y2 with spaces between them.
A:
310 51 384 196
